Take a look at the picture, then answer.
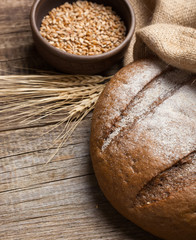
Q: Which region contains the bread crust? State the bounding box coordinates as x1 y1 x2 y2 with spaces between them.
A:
90 59 196 240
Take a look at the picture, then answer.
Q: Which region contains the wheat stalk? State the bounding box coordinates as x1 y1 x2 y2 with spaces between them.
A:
0 74 111 161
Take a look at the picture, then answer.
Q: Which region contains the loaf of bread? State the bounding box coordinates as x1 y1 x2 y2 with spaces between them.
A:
90 59 196 240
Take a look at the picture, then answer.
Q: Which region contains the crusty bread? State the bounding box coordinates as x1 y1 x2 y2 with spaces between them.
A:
90 59 196 240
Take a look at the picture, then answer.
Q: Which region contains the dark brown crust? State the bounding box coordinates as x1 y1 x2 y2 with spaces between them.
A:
134 151 196 207
105 66 170 138
90 59 196 240
91 59 168 147
108 69 190 147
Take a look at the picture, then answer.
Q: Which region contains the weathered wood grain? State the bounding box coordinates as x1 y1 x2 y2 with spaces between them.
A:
0 1 160 239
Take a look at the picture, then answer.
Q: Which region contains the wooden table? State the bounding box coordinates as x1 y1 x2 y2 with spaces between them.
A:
0 1 160 239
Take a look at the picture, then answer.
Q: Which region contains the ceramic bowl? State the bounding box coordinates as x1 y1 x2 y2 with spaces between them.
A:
30 0 135 74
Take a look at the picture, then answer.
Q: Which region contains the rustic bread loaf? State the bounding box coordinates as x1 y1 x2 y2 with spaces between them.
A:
90 59 196 240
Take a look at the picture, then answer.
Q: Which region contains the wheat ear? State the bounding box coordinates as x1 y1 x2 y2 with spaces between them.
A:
0 74 111 161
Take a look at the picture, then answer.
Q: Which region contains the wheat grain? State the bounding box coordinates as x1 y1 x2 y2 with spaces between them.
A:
40 0 126 56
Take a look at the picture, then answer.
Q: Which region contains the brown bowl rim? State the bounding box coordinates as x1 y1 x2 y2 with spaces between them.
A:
30 0 135 61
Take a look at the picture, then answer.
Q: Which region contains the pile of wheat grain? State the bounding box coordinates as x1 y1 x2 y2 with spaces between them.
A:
40 0 126 55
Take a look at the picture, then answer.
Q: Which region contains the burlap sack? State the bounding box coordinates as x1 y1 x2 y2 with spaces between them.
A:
124 0 196 73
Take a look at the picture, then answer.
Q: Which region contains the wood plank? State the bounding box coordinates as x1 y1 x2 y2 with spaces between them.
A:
0 174 158 240
0 116 159 240
0 0 56 74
